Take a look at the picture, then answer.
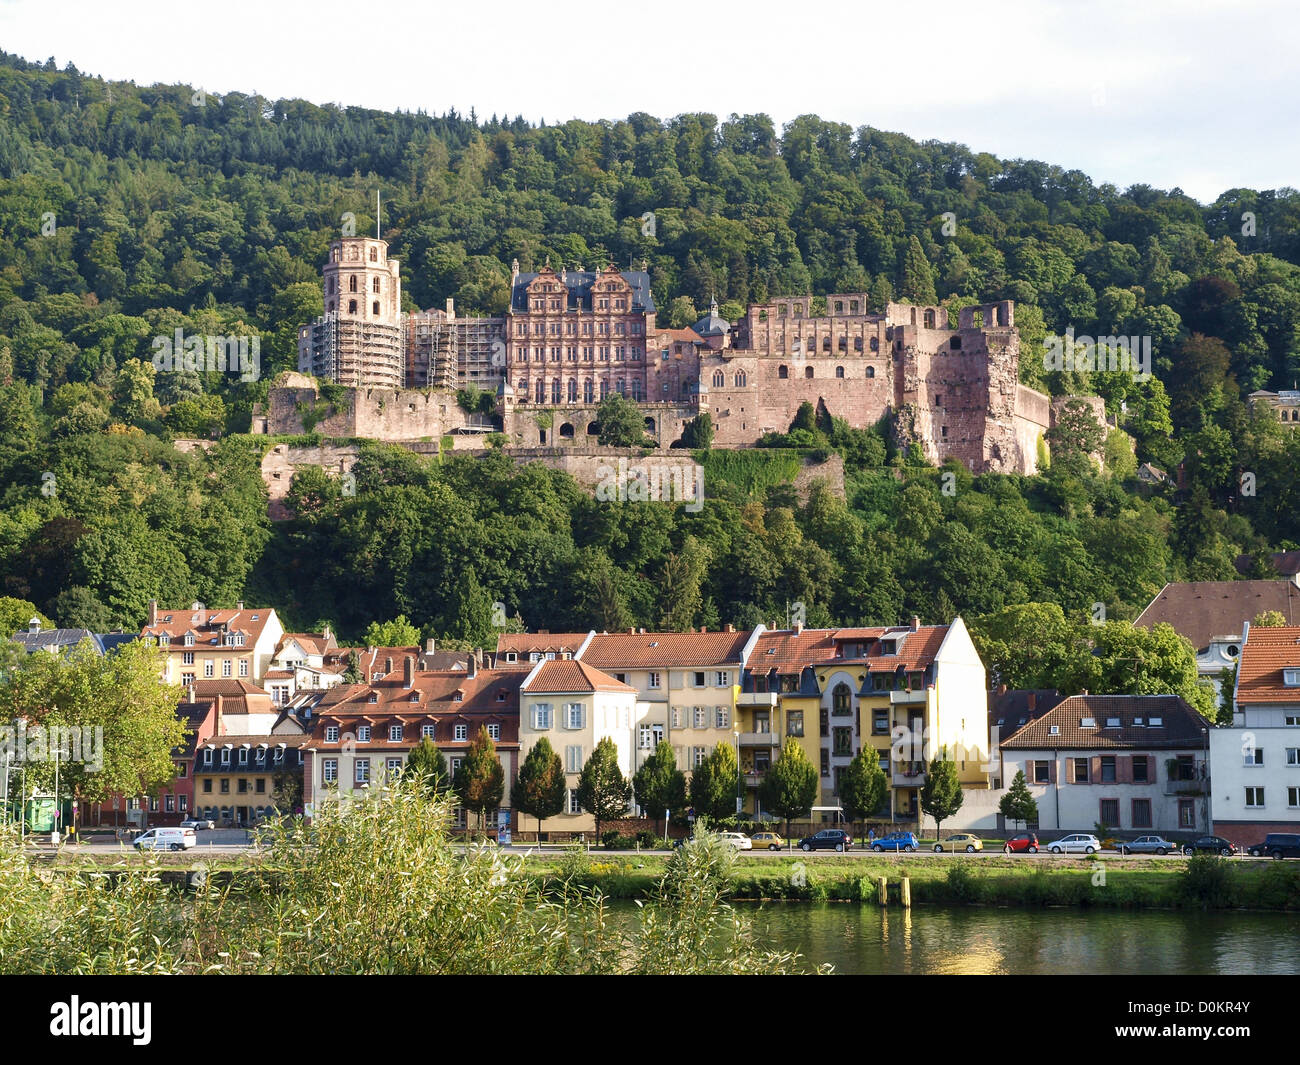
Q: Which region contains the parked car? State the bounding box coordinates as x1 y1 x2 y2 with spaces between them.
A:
179 817 214 831
718 832 753 851
1182 836 1237 856
799 829 853 852
132 827 196 852
750 831 785 850
1046 834 1101 854
1118 835 1174 855
870 832 918 853
1246 833 1300 859
1002 833 1039 854
933 833 983 853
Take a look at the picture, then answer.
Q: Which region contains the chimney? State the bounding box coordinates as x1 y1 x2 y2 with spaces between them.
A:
148 599 158 626
214 694 225 736
1080 689 1088 697
236 601 244 611
27 617 39 634
404 656 415 689
323 624 333 642
910 616 920 632
629 627 636 634
385 656 394 675
724 623 735 633
188 685 197 703
700 626 708 634
446 297 455 319
1026 692 1036 711
794 621 804 636
467 656 478 679
425 637 436 654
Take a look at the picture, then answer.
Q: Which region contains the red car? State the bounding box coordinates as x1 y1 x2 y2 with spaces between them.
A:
1002 833 1039 854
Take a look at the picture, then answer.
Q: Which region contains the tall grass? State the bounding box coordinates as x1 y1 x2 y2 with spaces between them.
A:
0 782 815 975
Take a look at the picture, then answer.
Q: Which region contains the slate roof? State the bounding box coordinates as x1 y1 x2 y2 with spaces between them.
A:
1236 625 1300 704
988 689 1065 731
1000 695 1210 750
1135 581 1300 651
11 628 102 654
509 267 655 314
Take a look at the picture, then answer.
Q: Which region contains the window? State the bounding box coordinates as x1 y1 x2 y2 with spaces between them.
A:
1287 748 1300 766
255 778 266 794
692 671 706 688
1245 787 1265 808
566 704 584 729
488 723 501 741
220 748 231 765
873 708 889 735
389 725 403 742
778 365 788 379
239 660 249 678
715 671 729 687
204 661 214 678
454 725 468 741
568 789 582 814
1132 757 1149 783
182 651 194 665
835 365 844 378
1286 715 1300 726
566 746 583 773
1246 747 1264 767
532 704 552 729
1132 798 1152 827
165 795 175 813
238 748 248 765
179 796 187 812
805 366 814 378
203 749 213 766
1080 717 1096 728
386 758 402 778
712 370 725 388
715 706 729 729
1285 669 1300 687
693 746 706 768
1073 758 1089 783
1100 756 1116 783
648 672 661 689
788 710 804 737
1289 786 1300 808
323 759 338 783
357 726 371 743
820 749 830 777
639 725 654 750
1033 760 1050 784
671 707 682 728
832 727 853 756
355 759 370 785
422 724 436 739
220 779 229 794
693 706 707 729
325 726 339 743
1105 717 1121 728
832 683 852 716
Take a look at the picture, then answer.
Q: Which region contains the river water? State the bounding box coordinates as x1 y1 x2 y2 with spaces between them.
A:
729 903 1300 975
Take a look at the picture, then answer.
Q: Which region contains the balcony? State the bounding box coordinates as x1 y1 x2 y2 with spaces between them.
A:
893 763 926 788
738 731 780 747
743 772 768 787
1164 777 1209 796
737 691 778 708
889 689 927 706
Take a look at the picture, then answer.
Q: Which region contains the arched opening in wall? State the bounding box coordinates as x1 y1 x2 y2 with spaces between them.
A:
924 310 936 329
972 309 984 328
759 310 768 321
734 371 747 387
644 417 656 434
996 304 1008 326
910 308 917 325
348 300 357 314
805 366 814 379
587 421 600 436
778 365 789 379
822 336 831 352
870 336 879 352
539 429 547 444
584 380 594 403
712 370 725 388
567 380 578 402
839 336 847 352
349 275 358 293
867 366 876 378
559 422 575 438
835 366 845 378
630 380 643 401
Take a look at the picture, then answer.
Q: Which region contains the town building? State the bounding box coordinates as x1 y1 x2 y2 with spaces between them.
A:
1248 389 1300 426
1000 694 1212 836
1210 622 1300 846
140 601 284 687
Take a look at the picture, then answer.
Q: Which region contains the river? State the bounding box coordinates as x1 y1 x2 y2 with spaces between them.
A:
727 903 1300 974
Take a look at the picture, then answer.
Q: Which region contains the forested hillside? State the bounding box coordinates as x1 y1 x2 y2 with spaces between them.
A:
1 51 1298 653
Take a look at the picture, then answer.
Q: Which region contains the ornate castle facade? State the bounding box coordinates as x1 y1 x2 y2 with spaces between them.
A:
288 237 1078 474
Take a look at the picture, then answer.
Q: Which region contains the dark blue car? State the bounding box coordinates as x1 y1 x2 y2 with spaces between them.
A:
870 832 918 853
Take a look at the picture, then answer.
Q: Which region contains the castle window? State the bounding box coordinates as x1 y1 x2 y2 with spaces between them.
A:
924 310 936 329
536 380 545 403
631 379 644 401
935 394 942 406
328 301 334 312
349 275 357 292
822 336 831 352
372 277 380 293
835 301 843 314
369 248 377 262
331 248 339 262
600 380 610 399
778 365 788 379
839 336 847 351
552 379 562 403
584 380 594 403
867 366 875 378
870 337 879 352
348 300 357 314
328 277 335 294
850 300 859 313
950 336 962 350
373 301 379 315
777 305 787 317
713 370 725 388
941 426 948 438
734 371 747 388
793 304 803 318
615 379 626 395
759 310 768 321
567 379 578 402
805 366 814 379
835 366 845 378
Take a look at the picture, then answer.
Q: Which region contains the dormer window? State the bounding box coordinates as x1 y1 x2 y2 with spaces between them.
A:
506 652 518 662
367 692 378 703
158 635 169 647
496 690 507 702
1149 716 1163 727
1133 717 1145 727
184 634 194 647
1080 717 1096 728
1049 725 1060 735
1105 717 1121 728
453 691 463 702
1284 669 1300 687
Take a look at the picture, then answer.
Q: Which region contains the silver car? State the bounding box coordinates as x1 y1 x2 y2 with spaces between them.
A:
1118 835 1173 855
1046 833 1100 854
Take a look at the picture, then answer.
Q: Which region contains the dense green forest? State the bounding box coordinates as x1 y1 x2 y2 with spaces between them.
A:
0 51 1298 663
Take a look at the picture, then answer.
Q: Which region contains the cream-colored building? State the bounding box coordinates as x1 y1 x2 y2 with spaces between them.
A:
141 601 284 687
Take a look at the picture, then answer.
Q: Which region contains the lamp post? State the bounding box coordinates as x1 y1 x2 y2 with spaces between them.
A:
733 726 742 818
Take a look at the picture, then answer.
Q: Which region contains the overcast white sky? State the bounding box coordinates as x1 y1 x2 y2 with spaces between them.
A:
2 0 1293 203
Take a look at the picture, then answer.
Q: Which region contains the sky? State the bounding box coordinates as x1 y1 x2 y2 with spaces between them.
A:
1 0 1294 204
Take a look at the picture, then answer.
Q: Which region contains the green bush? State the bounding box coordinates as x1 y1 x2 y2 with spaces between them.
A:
1181 853 1237 908
945 863 981 903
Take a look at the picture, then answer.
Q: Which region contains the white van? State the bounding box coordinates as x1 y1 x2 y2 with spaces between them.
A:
132 827 197 851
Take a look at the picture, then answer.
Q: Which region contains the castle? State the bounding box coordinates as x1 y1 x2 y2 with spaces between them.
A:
281 236 1094 474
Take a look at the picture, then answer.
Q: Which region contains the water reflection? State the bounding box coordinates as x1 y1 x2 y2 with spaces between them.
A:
738 904 1300 975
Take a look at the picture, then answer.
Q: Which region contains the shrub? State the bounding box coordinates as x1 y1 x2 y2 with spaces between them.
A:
945 863 981 903
1181 853 1237 908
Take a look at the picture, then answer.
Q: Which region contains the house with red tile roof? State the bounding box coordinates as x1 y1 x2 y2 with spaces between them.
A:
139 600 284 687
517 659 638 835
304 654 521 831
1209 622 1300 845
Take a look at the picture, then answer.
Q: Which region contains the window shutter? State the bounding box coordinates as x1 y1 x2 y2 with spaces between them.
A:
1047 759 1057 783
1119 756 1132 784
1090 756 1102 783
